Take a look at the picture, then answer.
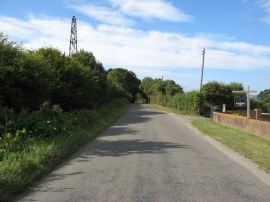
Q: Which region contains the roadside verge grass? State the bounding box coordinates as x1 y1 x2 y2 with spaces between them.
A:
0 99 130 202
152 104 200 116
192 119 270 173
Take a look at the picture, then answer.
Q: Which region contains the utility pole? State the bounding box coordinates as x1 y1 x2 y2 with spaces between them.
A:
198 48 205 114
69 16 77 56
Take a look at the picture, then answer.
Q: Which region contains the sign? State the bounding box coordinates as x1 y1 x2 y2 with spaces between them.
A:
234 94 246 107
232 86 257 118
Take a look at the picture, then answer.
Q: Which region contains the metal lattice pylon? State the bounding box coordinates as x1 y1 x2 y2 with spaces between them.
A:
69 16 77 56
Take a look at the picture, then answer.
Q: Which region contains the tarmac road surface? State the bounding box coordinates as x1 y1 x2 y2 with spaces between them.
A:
18 104 270 202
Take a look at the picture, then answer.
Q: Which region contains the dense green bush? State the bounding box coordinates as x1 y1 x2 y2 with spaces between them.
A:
0 33 140 112
0 99 128 154
0 33 141 156
0 98 130 202
140 78 183 106
107 68 141 103
256 89 270 112
171 90 200 112
139 78 245 116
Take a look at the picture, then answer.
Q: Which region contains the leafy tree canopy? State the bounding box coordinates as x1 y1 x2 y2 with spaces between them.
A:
107 68 140 103
258 89 270 101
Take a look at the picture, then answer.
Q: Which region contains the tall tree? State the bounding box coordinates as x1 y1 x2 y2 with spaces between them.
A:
140 77 154 103
107 68 140 103
71 50 107 105
202 81 233 107
258 89 270 101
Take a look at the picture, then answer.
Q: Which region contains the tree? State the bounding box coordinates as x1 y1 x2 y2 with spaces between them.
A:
258 89 270 101
257 89 270 112
0 33 23 68
140 77 154 103
107 68 140 102
171 90 200 112
164 80 183 96
140 78 183 106
71 50 108 105
202 81 233 107
35 47 66 70
53 61 97 110
228 82 244 91
0 34 53 111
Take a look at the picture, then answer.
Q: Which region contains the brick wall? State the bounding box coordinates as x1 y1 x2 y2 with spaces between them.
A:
213 112 270 139
226 110 256 119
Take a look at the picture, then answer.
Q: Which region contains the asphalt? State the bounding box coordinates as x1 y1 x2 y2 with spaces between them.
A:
18 104 270 202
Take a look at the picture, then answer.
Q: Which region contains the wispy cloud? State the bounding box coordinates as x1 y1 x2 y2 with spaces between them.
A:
257 0 270 23
259 0 270 12
69 4 134 26
109 0 193 22
67 0 192 26
0 15 70 49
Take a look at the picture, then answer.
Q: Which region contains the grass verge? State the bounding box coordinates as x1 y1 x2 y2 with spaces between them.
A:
152 104 200 116
0 99 130 202
192 119 270 173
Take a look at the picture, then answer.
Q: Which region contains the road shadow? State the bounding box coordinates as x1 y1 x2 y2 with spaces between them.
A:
102 126 137 136
113 104 165 127
78 139 189 157
17 172 83 201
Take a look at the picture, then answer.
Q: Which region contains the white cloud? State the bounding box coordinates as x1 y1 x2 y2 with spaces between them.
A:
259 0 270 12
69 4 134 26
67 0 192 26
1 15 270 90
0 15 70 51
109 0 193 22
217 41 270 55
257 0 270 23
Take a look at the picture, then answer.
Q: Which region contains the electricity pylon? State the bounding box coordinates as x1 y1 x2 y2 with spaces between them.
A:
69 16 77 56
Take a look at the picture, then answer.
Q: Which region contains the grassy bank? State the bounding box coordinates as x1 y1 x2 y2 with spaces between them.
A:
152 104 199 116
192 119 270 173
0 99 130 201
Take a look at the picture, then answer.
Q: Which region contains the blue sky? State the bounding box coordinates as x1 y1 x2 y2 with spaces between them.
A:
1 0 270 93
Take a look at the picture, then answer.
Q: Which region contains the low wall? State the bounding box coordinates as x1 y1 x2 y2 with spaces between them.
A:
226 110 256 119
213 112 270 139
262 113 270 122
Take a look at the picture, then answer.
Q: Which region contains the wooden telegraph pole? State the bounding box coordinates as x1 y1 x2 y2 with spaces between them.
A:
198 48 205 114
232 85 257 118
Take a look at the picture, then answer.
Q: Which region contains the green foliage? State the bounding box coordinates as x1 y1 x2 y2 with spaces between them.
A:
140 77 154 103
257 89 270 112
0 33 23 67
227 81 244 91
0 33 138 201
171 91 200 112
258 89 270 100
0 33 139 111
35 47 66 70
0 99 130 201
0 35 52 111
107 68 140 103
141 79 245 116
140 78 183 106
202 81 233 107
71 51 108 105
199 81 245 115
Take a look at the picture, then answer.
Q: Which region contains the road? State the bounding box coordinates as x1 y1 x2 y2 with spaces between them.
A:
18 104 270 202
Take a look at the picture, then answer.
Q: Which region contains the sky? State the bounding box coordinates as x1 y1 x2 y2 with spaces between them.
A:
1 0 270 93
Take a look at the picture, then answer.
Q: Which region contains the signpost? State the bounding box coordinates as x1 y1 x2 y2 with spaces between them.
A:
232 86 257 118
